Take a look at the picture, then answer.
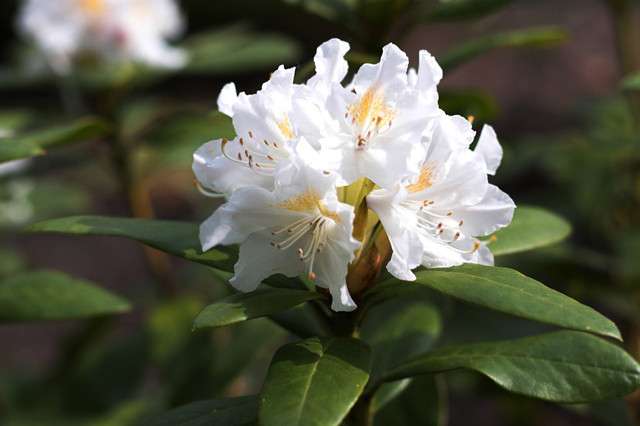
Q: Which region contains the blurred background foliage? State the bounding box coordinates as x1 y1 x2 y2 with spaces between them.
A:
0 0 639 425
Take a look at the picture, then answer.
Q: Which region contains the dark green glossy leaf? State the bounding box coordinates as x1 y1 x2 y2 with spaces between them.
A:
259 337 371 426
183 27 301 75
194 288 324 330
374 376 446 426
384 331 640 403
268 302 333 338
424 0 513 21
369 264 621 340
489 206 571 256
28 215 236 271
360 295 441 383
439 27 567 71
0 270 130 321
0 117 109 163
150 396 258 426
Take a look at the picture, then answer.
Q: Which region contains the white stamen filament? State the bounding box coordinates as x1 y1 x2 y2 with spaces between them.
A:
220 137 287 175
271 215 331 280
409 201 479 253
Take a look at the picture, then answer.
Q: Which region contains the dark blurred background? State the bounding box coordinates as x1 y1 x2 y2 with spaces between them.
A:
0 1 639 425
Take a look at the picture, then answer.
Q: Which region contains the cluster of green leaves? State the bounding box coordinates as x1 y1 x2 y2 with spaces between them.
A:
21 203 640 425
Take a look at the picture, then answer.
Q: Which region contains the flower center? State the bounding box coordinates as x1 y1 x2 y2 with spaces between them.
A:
277 117 295 140
277 190 340 222
346 87 395 149
406 166 434 193
271 191 341 280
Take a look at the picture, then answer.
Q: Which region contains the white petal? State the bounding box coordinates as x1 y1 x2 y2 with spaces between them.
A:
368 187 423 281
431 114 475 151
192 139 271 195
474 243 494 265
407 68 418 87
314 232 359 312
420 235 466 268
456 184 515 237
199 186 290 251
274 142 339 201
230 232 304 292
329 283 357 312
417 50 443 90
475 124 503 175
308 38 350 89
359 138 426 190
217 83 238 117
260 65 295 111
416 148 488 209
352 43 408 94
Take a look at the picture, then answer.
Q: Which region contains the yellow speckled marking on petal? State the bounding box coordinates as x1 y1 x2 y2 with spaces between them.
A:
78 0 105 16
406 166 434 193
348 87 394 129
278 190 340 222
277 117 294 140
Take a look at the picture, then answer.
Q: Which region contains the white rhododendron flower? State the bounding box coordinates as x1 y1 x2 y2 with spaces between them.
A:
194 38 516 311
292 43 441 188
200 140 361 312
367 115 515 281
18 0 187 73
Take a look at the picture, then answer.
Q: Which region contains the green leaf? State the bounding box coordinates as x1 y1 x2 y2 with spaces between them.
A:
622 72 640 91
0 117 109 163
360 295 441 383
183 27 301 75
384 331 640 403
150 396 258 426
369 264 621 340
0 270 130 322
489 205 571 256
268 302 333 338
194 288 324 330
423 0 513 21
27 215 236 271
259 337 371 426
374 376 446 426
439 27 567 71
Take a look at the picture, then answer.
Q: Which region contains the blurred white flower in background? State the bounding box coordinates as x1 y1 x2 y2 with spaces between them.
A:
0 180 34 225
194 38 516 311
17 0 188 73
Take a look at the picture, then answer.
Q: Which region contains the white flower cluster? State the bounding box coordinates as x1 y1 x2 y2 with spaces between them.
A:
194 39 515 311
18 0 187 73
